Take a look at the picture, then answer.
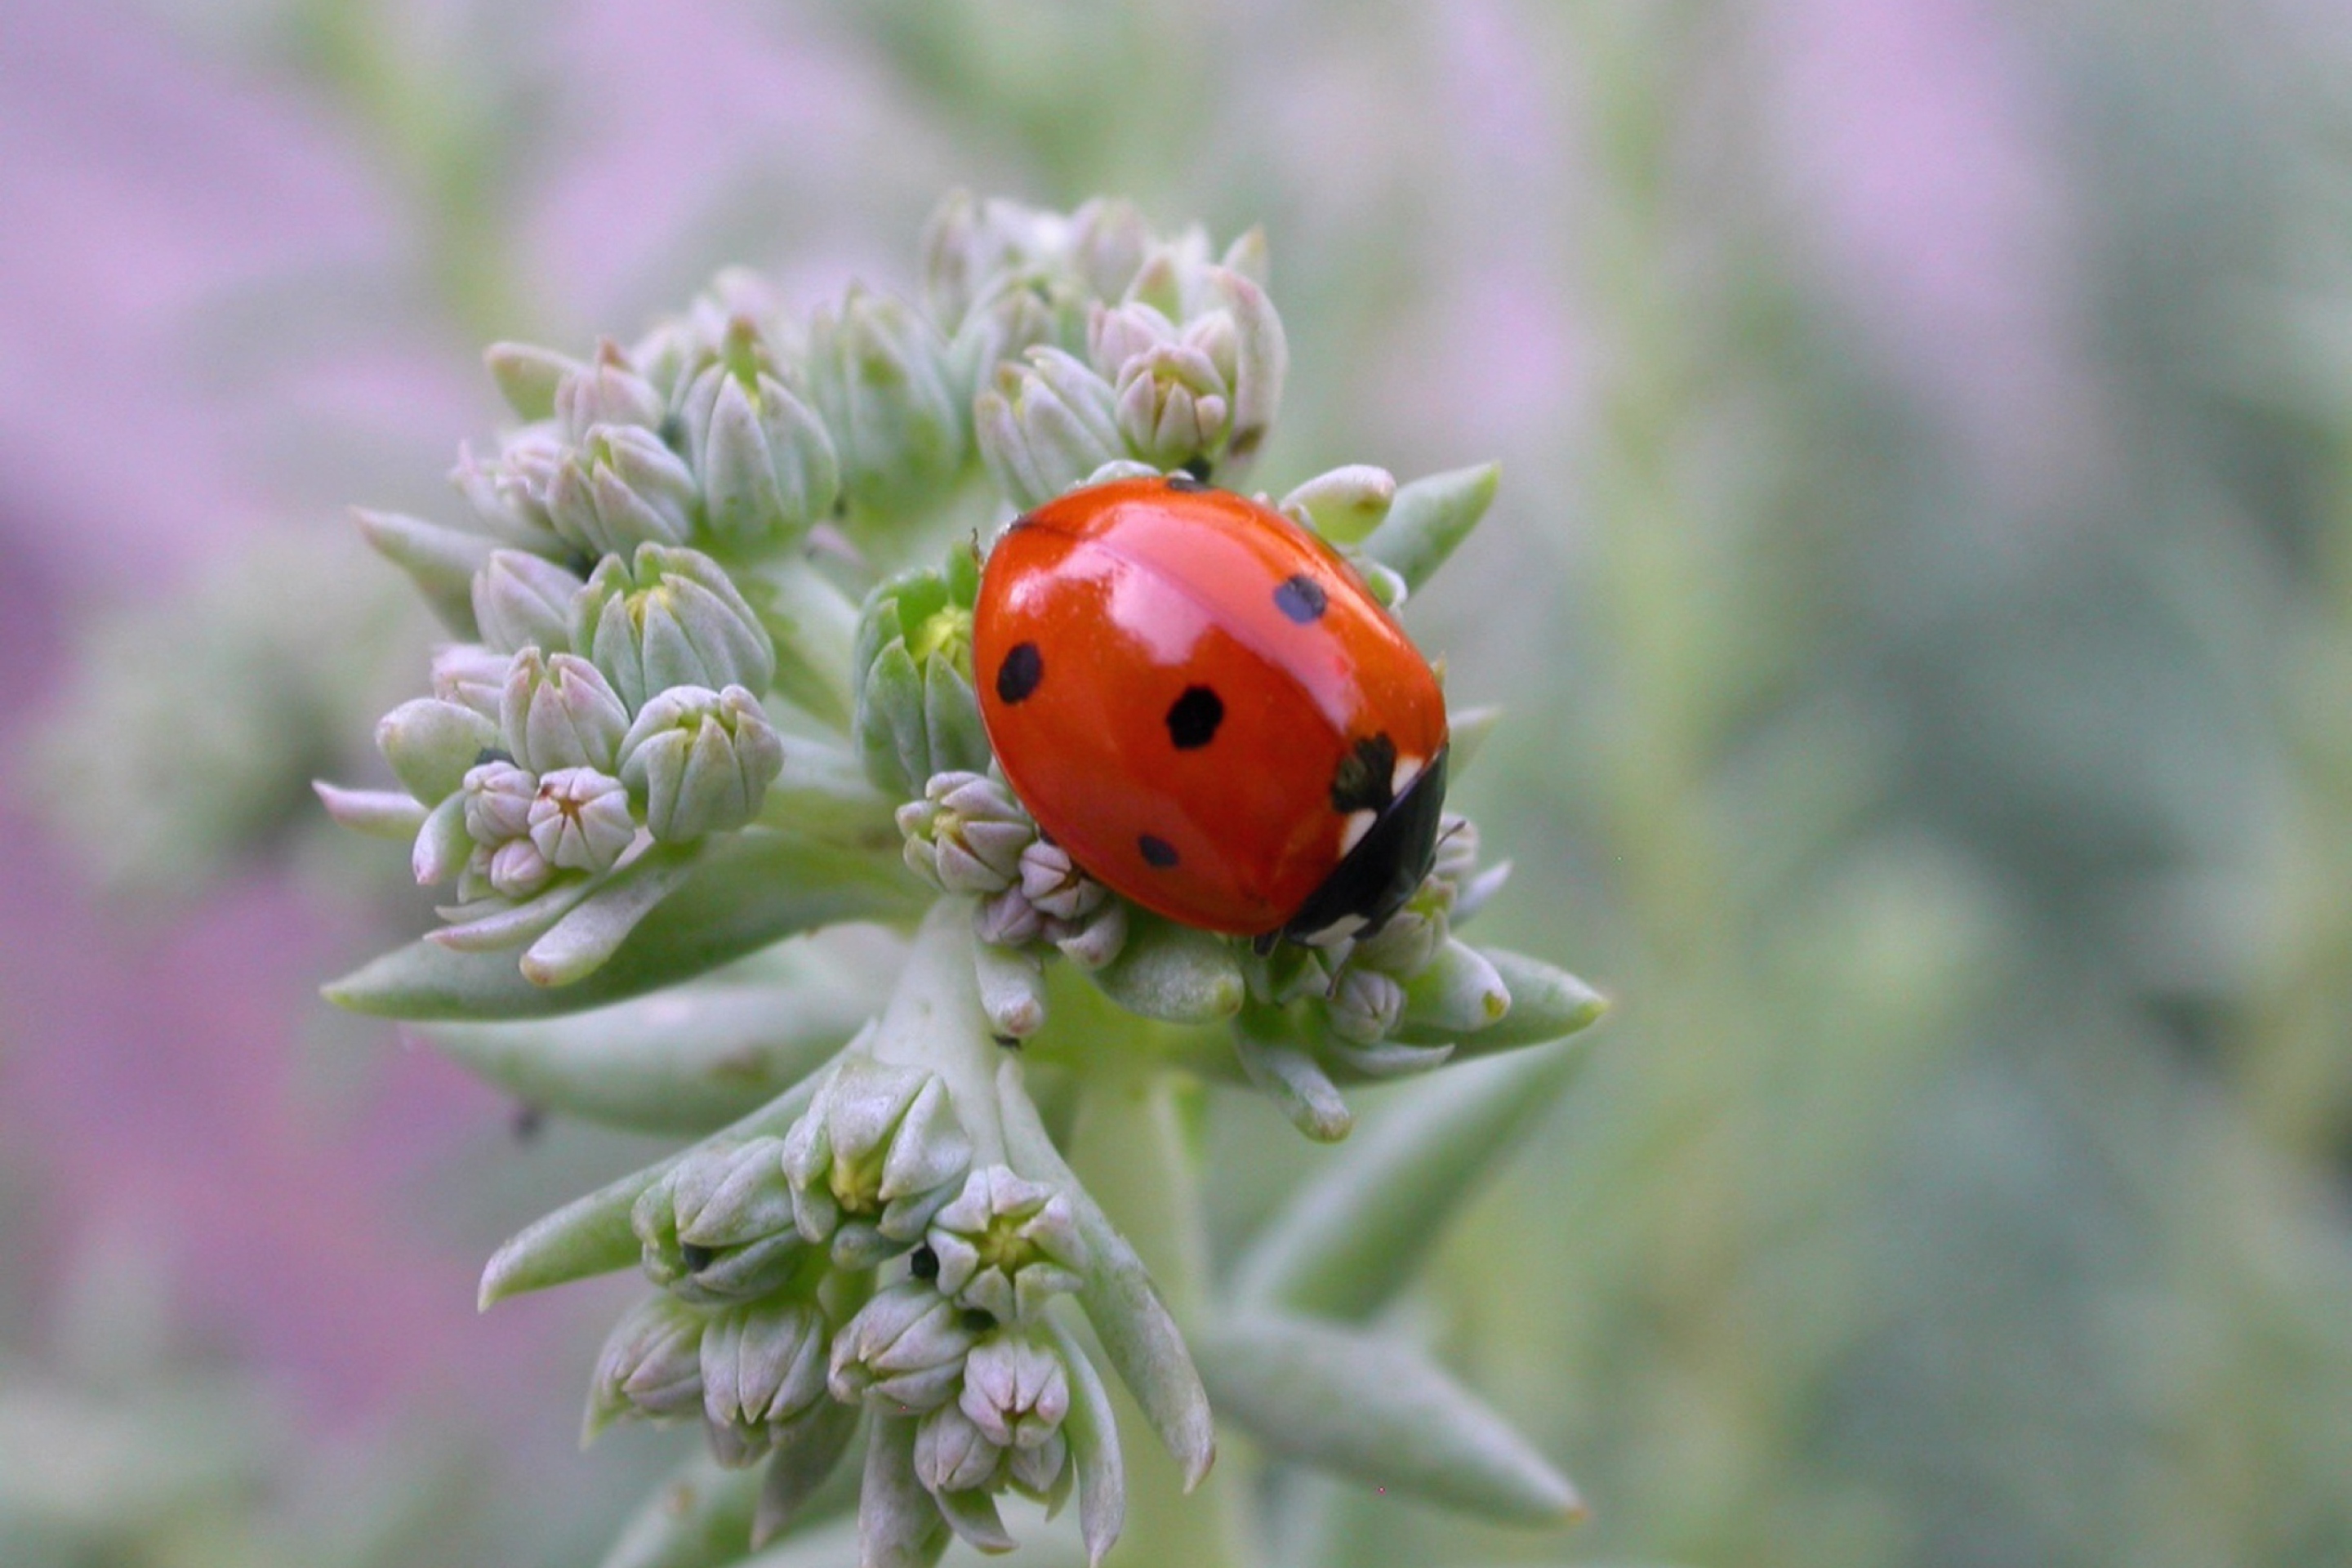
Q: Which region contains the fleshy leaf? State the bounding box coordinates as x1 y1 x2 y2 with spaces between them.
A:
997 1062 1214 1488
857 1414 951 1568
1084 915 1244 1024
520 845 704 987
425 935 893 1134
327 831 927 1021
1047 1316 1126 1568
478 1058 838 1307
352 508 493 638
1356 463 1499 593
1397 938 1512 1037
1395 948 1606 1054
1228 1043 1596 1321
1192 1313 1583 1524
1232 1003 1352 1142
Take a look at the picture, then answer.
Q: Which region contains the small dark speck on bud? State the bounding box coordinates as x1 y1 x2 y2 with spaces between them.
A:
994 1034 1021 1051
679 1242 715 1272
511 1102 545 1142
960 1307 996 1334
911 1245 941 1281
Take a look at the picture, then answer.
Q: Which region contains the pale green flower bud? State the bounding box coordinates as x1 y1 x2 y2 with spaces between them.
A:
679 322 840 552
1327 964 1407 1045
573 543 776 715
1281 465 1396 546
1085 299 1178 383
633 1141 804 1306
898 772 1036 896
1054 898 1128 971
377 697 500 805
1348 901 1444 979
484 341 579 421
1065 195 1152 301
973 884 1045 949
959 1329 1071 1454
586 1294 707 1437
431 643 510 721
451 430 567 551
546 425 699 558
1017 839 1107 923
615 684 784 843
782 1058 972 1266
805 286 965 519
851 554 989 800
976 349 1122 511
487 835 555 899
501 648 628 775
702 1298 831 1468
555 339 666 444
828 1281 982 1411
916 1401 1009 1495
948 274 1085 409
527 766 636 872
473 549 584 655
922 190 1050 331
1210 267 1287 466
924 1166 1087 1323
1112 343 1231 470
461 759 537 844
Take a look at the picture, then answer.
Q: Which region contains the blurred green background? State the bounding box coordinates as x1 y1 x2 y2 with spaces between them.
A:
6 2 2352 1565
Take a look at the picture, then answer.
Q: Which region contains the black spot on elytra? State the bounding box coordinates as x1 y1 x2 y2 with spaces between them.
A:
1138 834 1180 868
1165 685 1224 749
1274 574 1328 624
996 642 1044 704
1329 733 1398 814
1165 473 1210 492
910 1245 941 1281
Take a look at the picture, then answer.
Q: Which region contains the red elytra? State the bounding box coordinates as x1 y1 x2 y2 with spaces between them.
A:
973 474 1450 942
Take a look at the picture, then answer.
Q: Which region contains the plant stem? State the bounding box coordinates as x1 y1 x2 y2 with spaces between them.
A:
1065 1062 1254 1568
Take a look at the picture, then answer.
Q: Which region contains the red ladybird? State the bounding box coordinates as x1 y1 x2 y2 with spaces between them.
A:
973 474 1450 945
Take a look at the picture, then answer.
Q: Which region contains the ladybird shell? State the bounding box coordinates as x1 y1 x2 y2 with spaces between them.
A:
973 475 1449 937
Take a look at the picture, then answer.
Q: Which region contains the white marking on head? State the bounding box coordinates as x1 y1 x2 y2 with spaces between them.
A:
1339 808 1377 855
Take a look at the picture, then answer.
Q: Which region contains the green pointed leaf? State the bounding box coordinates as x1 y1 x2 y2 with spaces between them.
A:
998 1062 1214 1488
1396 948 1606 1054
1232 1002 1352 1142
477 1058 835 1307
327 831 928 1021
857 1414 950 1568
353 508 492 638
752 1400 862 1548
520 846 704 987
1399 938 1512 1037
485 341 579 421
1193 1313 1582 1525
1357 463 1499 593
426 934 894 1134
1085 914 1244 1024
1230 1043 1595 1321
1047 1316 1125 1567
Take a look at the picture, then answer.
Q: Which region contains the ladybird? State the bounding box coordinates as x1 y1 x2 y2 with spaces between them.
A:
973 474 1450 945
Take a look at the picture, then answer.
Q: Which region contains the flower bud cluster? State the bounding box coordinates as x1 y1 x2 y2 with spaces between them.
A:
361 541 788 925
1242 813 1514 1080
925 194 1288 507
586 1054 1106 1551
898 770 1130 977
